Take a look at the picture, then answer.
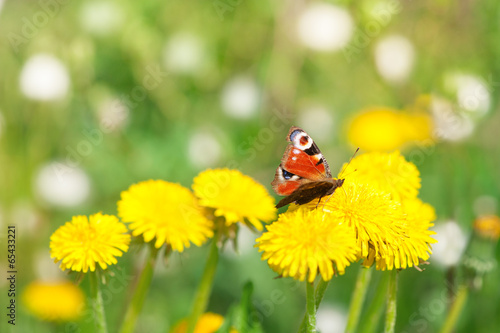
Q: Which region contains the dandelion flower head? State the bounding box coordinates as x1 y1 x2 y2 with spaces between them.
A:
50 213 130 272
347 107 433 151
302 181 411 269
340 150 421 201
172 312 237 333
193 169 276 231
118 180 213 251
22 280 85 321
256 208 358 282
474 215 500 240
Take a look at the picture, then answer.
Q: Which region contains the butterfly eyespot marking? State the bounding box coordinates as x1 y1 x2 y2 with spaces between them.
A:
290 130 313 150
282 169 294 180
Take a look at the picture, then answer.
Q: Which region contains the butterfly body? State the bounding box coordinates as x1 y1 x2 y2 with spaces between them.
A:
272 126 345 208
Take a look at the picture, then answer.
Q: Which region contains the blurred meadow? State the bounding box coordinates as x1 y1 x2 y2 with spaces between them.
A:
1 0 500 332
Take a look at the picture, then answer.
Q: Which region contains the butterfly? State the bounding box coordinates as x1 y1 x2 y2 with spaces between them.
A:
272 126 350 208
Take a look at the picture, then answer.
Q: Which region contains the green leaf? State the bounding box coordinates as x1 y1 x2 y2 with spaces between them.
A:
217 281 264 333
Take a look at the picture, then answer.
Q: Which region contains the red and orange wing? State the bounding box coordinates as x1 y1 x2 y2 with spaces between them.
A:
271 126 332 196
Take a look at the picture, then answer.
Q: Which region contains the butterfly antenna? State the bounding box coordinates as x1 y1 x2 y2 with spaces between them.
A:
340 168 358 179
341 185 348 197
338 148 359 178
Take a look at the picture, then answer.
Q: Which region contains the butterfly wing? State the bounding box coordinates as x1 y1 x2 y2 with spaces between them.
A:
272 127 332 196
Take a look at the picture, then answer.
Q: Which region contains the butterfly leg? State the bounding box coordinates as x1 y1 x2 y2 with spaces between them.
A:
321 192 336 211
315 196 323 209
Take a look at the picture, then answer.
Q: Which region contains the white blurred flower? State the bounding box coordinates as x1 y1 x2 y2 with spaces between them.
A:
445 74 491 117
188 131 222 168
473 195 498 217
98 98 129 131
431 96 474 141
374 35 415 84
0 0 5 15
297 3 354 52
163 32 205 74
317 304 347 333
19 54 70 101
34 162 91 207
80 1 125 36
11 202 40 237
431 221 468 268
297 106 334 143
221 76 260 119
34 250 65 281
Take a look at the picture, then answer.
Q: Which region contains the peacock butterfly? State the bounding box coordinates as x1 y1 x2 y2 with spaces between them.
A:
272 126 351 208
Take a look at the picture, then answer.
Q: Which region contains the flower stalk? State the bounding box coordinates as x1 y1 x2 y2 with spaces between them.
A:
384 270 398 333
345 267 373 333
439 284 468 333
120 246 159 333
305 281 317 333
89 271 108 333
186 236 220 333
298 278 330 332
359 272 390 333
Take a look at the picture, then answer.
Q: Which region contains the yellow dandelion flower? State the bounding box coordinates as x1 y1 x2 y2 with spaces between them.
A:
403 198 436 223
22 280 84 321
118 180 214 251
341 150 421 201
301 181 409 269
50 213 130 273
192 169 276 231
172 312 237 333
348 108 407 151
474 215 500 240
256 208 358 282
399 113 433 143
347 107 434 152
370 198 437 271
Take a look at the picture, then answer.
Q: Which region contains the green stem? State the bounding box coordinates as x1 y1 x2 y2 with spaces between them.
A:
345 267 373 333
359 273 390 333
298 279 330 332
89 271 108 333
186 238 220 333
305 281 317 333
314 279 330 310
384 270 398 333
439 285 468 333
119 246 159 333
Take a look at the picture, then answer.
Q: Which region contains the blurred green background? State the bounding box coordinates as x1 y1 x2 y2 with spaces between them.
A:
1 0 500 332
